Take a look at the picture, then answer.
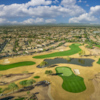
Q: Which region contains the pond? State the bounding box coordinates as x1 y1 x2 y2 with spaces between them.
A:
37 58 95 68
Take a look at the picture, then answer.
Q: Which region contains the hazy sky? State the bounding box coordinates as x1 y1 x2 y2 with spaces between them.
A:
0 0 100 25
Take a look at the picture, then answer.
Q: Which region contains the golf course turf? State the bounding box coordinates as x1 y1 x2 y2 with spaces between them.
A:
97 58 100 64
0 61 36 71
96 45 100 48
55 67 86 93
33 44 81 59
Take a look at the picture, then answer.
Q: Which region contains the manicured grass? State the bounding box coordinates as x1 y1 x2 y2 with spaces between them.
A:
96 45 100 48
74 43 82 46
33 44 81 59
55 67 86 93
0 61 36 71
97 58 100 64
34 76 40 78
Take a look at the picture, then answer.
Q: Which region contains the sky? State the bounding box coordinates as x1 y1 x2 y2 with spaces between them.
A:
0 0 100 25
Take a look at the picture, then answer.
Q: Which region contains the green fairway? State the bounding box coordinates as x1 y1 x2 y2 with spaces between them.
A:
55 67 86 93
0 61 36 71
74 43 82 46
97 58 100 64
96 45 100 48
33 44 81 59
34 76 40 78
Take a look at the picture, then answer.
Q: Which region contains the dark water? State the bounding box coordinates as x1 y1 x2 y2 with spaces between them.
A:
37 58 95 68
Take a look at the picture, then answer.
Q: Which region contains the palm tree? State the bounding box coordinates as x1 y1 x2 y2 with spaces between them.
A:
8 83 18 93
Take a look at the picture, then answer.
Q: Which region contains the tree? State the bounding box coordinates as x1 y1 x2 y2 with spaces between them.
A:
40 61 48 67
19 80 27 87
8 83 18 93
45 70 53 75
26 79 36 86
0 88 2 93
79 50 85 57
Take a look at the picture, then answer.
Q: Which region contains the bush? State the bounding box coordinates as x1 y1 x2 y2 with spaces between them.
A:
45 70 53 75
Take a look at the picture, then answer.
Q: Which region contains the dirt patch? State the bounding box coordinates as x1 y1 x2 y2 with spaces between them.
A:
90 73 100 100
0 73 33 85
0 84 51 100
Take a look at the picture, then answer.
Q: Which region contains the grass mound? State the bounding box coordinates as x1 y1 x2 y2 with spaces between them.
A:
33 44 81 59
34 76 40 78
0 61 36 71
55 67 86 93
97 58 100 64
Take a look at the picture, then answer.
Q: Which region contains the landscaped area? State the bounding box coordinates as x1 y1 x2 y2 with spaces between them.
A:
0 61 36 71
33 44 81 59
96 45 100 48
34 76 40 79
97 58 100 64
55 67 86 93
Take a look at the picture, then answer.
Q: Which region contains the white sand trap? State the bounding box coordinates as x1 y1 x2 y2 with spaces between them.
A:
59 49 64 51
73 69 80 75
3 59 10 64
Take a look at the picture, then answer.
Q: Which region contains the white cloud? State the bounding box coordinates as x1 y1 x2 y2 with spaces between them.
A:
90 6 100 16
53 0 59 4
45 19 56 23
69 5 100 23
78 0 82 3
61 0 76 6
86 4 89 7
21 18 44 24
25 0 52 7
69 13 97 23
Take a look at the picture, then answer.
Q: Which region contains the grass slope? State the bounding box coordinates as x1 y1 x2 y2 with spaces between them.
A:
33 44 81 59
96 45 100 48
55 67 86 93
0 61 36 71
97 58 100 64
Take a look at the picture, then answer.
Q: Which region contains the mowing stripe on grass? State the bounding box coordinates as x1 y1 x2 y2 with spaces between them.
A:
33 44 81 59
97 58 100 64
0 61 36 71
55 67 86 93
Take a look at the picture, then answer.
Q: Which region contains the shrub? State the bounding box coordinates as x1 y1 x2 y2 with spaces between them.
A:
45 70 53 75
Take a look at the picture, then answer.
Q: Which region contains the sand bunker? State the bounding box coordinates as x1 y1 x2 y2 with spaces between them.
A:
3 59 10 64
73 69 80 75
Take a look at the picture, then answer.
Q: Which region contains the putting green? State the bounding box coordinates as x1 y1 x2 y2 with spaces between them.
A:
55 67 86 93
33 44 81 59
0 61 36 71
56 67 72 76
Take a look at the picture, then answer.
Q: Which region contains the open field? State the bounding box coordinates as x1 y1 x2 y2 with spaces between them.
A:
55 67 86 93
0 61 36 71
33 44 81 59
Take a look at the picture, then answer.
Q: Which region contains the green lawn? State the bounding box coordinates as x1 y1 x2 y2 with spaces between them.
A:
97 58 100 64
0 61 36 71
33 44 81 59
96 45 100 48
34 76 40 78
55 67 86 93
